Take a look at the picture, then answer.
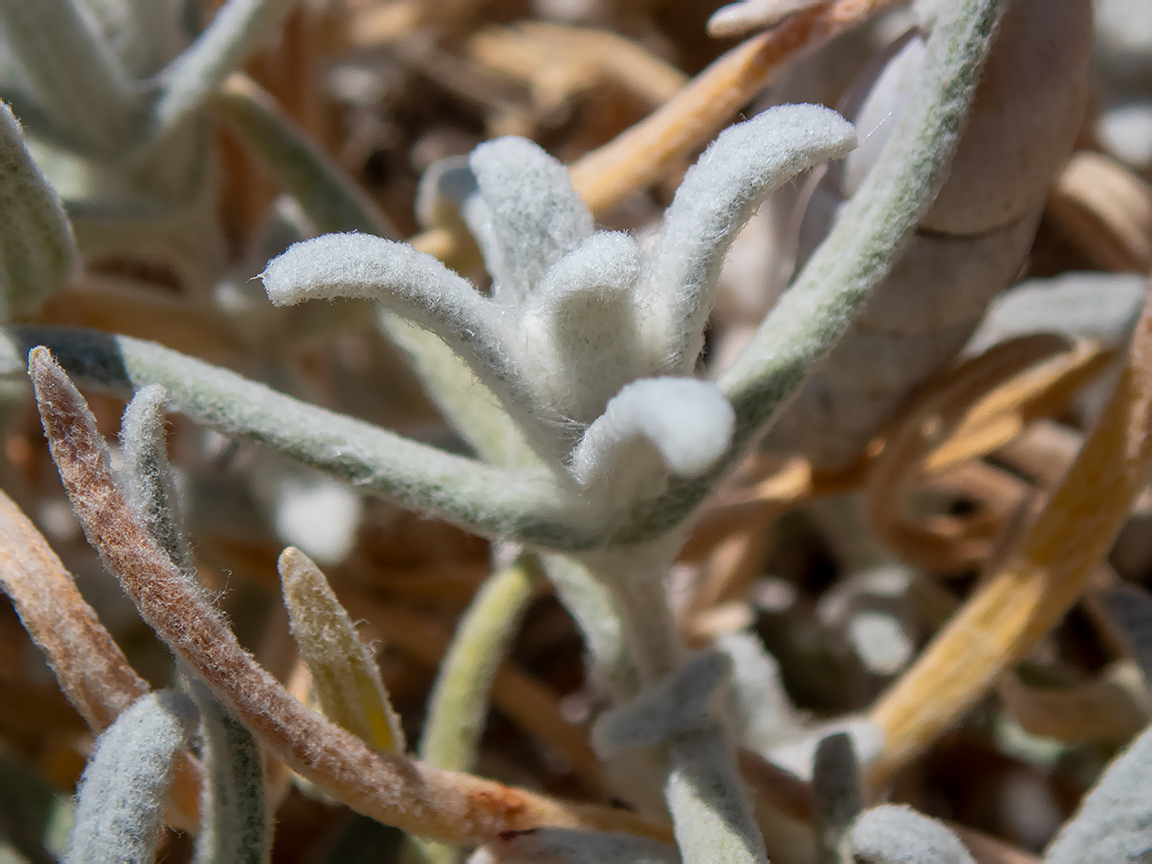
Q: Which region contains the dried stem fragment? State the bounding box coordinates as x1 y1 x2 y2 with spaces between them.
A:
867 335 1071 570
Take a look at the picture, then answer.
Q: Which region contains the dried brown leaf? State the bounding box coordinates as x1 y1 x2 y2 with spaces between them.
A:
29 346 664 846
868 279 1152 783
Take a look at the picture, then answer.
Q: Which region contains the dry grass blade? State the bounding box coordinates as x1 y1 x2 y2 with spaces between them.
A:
568 0 894 214
866 335 1071 571
867 278 1152 784
518 23 688 104
681 457 866 561
37 277 248 368
28 346 666 846
923 343 1116 474
1048 152 1152 273
0 489 202 831
407 0 892 260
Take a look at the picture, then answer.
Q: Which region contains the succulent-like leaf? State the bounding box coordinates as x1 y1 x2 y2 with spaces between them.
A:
638 103 856 373
517 232 647 425
467 136 593 306
569 378 735 502
280 546 404 753
1043 724 1152 864
66 691 199 864
846 805 975 864
0 104 76 320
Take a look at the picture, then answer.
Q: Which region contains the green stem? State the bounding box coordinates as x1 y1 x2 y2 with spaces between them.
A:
408 559 540 864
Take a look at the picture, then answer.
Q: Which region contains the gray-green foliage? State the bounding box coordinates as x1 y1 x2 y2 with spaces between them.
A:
1043 724 1152 863
0 102 75 321
845 806 976 864
0 0 1022 862
65 691 199 864
119 384 270 864
0 0 302 291
192 683 270 864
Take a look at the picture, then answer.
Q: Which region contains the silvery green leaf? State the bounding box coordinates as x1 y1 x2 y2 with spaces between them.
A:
0 0 138 153
119 384 195 576
847 805 975 864
260 233 573 463
517 231 647 425
191 682 269 864
211 77 397 238
716 631 799 753
570 378 735 502
967 272 1150 355
467 136 594 306
83 0 184 78
638 103 856 373
592 650 729 758
1044 724 1152 864
152 0 301 140
66 691 199 864
0 104 76 321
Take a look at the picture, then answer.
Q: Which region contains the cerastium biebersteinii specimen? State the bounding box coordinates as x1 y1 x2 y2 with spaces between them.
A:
9 0 1149 862
0 0 314 292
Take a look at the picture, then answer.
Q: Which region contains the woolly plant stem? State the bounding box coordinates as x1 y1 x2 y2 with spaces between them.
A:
593 547 767 864
0 327 581 546
409 559 543 864
28 346 670 847
868 284 1152 783
608 0 1005 546
118 385 269 862
0 0 137 154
